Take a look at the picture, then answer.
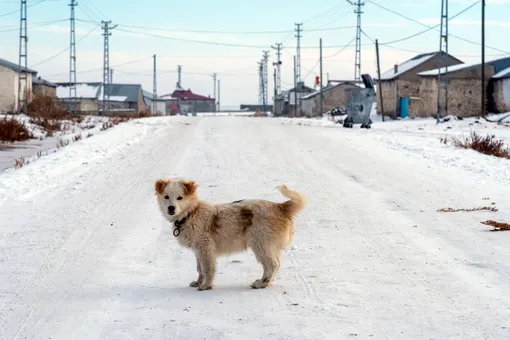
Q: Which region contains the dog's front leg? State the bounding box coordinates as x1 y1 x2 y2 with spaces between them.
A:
189 256 204 288
196 249 215 291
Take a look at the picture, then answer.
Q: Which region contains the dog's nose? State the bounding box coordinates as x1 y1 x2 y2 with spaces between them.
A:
167 206 175 215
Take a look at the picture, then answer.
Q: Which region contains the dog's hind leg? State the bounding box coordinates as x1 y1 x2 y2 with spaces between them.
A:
250 243 281 289
189 256 204 288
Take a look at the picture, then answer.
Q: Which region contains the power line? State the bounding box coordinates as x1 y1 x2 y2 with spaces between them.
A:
379 0 479 46
0 18 67 32
0 0 47 19
29 24 98 67
366 0 510 54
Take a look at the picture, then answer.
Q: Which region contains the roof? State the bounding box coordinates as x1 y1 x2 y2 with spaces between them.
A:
0 58 37 74
378 52 462 81
33 76 57 87
494 66 510 79
301 81 360 100
142 90 167 101
99 84 142 102
164 89 214 101
418 56 510 77
56 82 142 102
56 83 101 99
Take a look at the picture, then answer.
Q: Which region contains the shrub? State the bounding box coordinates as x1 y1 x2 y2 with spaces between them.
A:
0 116 33 142
452 131 510 159
28 95 70 119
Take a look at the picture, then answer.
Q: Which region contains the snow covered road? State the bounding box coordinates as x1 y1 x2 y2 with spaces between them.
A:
1 116 509 339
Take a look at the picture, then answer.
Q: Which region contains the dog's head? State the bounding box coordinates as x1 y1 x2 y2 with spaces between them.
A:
155 178 198 221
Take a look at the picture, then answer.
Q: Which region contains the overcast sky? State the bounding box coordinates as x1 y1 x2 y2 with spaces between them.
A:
0 0 509 108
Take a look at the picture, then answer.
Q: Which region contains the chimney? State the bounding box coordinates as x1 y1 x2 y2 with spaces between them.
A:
394 64 398 74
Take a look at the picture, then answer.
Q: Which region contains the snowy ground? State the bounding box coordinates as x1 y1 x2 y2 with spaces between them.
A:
1 115 510 339
0 114 111 170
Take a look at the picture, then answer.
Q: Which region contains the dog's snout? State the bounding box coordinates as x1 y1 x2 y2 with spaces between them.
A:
167 205 176 215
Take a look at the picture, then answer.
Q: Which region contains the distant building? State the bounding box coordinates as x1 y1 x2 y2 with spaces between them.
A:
240 104 273 112
33 76 57 97
142 90 169 115
0 57 37 113
300 81 360 117
56 82 146 115
417 56 510 117
274 85 315 116
161 83 215 114
375 52 463 118
493 66 510 113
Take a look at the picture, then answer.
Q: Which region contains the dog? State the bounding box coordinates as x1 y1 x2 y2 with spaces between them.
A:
155 178 306 291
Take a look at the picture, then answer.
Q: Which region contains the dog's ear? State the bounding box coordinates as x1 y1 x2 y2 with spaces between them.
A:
181 180 197 196
155 179 169 194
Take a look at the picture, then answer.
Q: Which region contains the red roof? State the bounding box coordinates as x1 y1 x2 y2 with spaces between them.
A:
170 89 214 101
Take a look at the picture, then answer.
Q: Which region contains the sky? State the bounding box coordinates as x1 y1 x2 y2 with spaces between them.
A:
0 0 509 109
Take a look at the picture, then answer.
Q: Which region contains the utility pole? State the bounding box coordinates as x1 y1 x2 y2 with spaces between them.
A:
262 50 269 114
101 20 116 115
481 0 486 116
320 38 324 115
273 68 277 99
293 55 297 117
17 0 28 115
436 0 448 123
375 39 385 122
153 54 157 115
271 42 282 95
347 0 364 83
217 79 221 112
69 0 77 114
177 65 182 87
295 23 303 82
212 73 217 111
258 61 263 105
110 69 114 83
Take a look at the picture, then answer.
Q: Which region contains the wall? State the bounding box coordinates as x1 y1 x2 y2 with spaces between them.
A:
0 65 16 113
33 84 56 97
493 78 510 113
376 81 397 118
79 99 99 114
0 66 34 113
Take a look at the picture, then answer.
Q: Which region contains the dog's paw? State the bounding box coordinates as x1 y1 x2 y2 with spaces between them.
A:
250 279 271 289
189 281 200 288
197 284 213 291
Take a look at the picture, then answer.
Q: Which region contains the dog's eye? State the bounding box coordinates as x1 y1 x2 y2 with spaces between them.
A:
177 196 183 200
164 195 169 200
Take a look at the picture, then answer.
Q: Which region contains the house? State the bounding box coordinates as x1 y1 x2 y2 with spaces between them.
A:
0 58 37 113
56 82 146 115
491 66 510 113
161 83 215 114
300 81 360 117
375 52 463 118
417 56 510 117
274 85 315 116
142 90 169 115
33 76 57 97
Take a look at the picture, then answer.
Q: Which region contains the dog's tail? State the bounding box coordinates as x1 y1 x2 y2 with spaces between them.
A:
277 184 306 217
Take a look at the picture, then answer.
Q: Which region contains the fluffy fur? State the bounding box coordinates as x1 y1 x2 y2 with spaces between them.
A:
155 178 306 290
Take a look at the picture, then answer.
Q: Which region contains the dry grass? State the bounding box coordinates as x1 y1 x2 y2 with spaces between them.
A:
438 206 498 213
451 131 510 159
481 220 510 232
0 116 34 142
28 95 71 120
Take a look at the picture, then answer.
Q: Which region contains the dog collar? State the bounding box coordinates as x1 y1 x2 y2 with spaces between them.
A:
173 218 187 237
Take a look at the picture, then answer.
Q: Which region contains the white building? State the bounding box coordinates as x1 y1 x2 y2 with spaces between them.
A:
0 58 37 113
